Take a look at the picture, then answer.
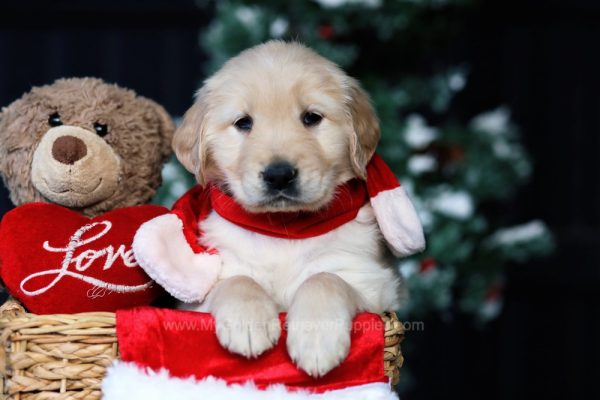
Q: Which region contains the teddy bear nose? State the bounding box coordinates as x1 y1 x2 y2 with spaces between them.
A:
51 135 88 165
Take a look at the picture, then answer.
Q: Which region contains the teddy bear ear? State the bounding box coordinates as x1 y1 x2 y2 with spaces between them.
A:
139 98 176 162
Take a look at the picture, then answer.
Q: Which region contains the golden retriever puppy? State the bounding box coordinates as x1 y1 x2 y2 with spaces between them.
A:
174 41 404 377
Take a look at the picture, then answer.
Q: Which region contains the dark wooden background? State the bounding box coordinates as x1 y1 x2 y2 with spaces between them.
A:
0 0 598 398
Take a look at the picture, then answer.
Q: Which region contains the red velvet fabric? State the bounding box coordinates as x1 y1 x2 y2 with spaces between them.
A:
365 154 401 198
172 154 400 251
117 307 388 393
0 203 167 314
171 183 215 254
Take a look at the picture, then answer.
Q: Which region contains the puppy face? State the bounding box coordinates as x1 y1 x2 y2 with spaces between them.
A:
174 41 379 213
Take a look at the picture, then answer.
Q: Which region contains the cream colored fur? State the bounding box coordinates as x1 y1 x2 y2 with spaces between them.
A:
31 125 121 208
174 41 404 377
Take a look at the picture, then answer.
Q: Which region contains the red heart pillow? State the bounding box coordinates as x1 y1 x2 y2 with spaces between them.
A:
0 203 168 314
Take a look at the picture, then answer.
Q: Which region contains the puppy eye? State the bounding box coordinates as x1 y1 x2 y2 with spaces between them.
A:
94 122 109 137
234 116 253 132
48 112 63 127
302 111 323 127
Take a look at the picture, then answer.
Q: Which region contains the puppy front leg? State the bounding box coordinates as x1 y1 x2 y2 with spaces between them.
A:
286 272 362 377
206 276 281 358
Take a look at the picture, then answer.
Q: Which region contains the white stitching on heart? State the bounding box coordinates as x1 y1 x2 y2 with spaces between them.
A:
20 221 152 296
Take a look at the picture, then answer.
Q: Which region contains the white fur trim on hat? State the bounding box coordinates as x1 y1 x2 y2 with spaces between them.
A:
371 186 426 257
102 361 399 400
133 213 221 303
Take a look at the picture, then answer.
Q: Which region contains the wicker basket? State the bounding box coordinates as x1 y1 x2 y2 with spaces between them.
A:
0 299 404 399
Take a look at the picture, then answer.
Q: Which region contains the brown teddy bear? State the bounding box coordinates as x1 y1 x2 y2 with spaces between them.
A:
0 77 174 216
0 78 175 314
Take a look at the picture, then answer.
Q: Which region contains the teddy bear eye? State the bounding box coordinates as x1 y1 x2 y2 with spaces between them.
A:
48 112 63 127
94 122 109 137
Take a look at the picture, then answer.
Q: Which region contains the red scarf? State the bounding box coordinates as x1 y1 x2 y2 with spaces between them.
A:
172 178 369 250
213 179 368 238
171 154 403 253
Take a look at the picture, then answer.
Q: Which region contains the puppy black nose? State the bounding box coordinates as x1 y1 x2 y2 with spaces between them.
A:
262 162 298 191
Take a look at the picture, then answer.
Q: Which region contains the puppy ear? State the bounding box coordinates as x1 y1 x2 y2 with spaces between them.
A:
173 87 210 186
347 78 380 180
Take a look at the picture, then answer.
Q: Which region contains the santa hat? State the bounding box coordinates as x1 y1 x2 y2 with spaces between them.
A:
365 154 426 257
133 154 425 303
102 307 400 400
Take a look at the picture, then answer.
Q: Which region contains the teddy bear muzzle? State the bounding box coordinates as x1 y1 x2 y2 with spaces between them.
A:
31 125 122 208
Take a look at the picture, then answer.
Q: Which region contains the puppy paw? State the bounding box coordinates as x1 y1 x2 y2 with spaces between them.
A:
214 295 281 358
286 315 351 377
